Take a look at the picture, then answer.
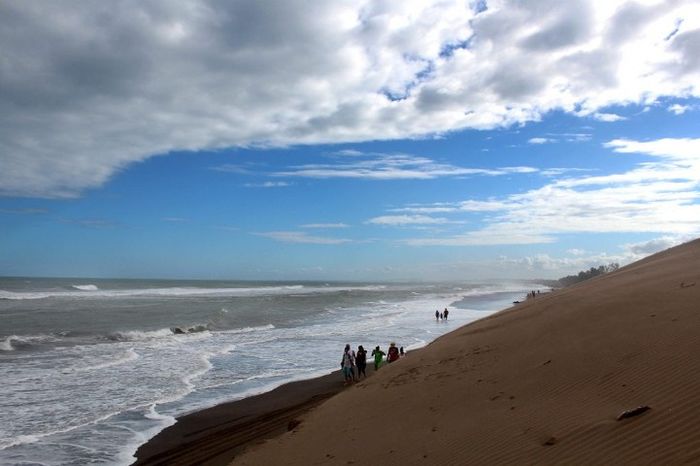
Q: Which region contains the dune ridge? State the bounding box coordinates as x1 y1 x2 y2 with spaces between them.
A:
233 238 700 465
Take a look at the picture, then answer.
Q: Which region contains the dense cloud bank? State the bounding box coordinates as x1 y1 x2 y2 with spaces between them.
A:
1 0 699 197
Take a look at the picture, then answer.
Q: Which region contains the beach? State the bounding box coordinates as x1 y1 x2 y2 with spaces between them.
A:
137 238 700 465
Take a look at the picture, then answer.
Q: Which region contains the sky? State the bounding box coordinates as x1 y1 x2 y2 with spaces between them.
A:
1 0 700 281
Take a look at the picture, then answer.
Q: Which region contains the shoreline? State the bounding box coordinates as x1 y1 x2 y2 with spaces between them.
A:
132 297 527 465
133 360 381 465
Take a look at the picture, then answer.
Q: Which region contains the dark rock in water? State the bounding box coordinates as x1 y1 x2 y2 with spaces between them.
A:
171 325 208 334
617 405 651 420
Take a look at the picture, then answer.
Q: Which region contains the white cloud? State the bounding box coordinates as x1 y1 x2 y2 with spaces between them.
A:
272 152 537 180
499 251 620 273
560 133 592 142
604 137 700 161
389 202 458 214
528 137 555 144
243 181 291 188
529 133 592 145
592 112 626 122
255 231 351 244
621 235 690 256
367 215 455 226
405 230 555 246
457 200 511 212
397 137 700 245
540 167 594 177
2 1 700 197
502 234 692 274
668 103 691 114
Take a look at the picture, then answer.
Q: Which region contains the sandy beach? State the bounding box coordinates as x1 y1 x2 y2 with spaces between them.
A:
136 238 700 465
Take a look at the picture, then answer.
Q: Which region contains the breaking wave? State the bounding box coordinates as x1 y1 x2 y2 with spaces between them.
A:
0 284 386 300
0 334 59 351
71 284 99 291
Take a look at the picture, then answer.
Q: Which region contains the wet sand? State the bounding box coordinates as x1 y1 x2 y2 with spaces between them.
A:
133 366 376 465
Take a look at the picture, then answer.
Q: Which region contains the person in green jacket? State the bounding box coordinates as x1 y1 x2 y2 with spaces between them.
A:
371 345 385 370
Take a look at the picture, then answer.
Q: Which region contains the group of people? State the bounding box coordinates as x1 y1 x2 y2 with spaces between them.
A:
341 342 404 384
435 307 449 320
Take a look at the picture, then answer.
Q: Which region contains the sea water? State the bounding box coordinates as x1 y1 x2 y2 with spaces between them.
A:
0 278 541 465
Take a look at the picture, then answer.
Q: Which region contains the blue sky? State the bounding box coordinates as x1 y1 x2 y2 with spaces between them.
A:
1 1 699 280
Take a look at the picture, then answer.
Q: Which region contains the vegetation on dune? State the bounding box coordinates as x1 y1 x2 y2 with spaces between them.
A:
558 263 620 287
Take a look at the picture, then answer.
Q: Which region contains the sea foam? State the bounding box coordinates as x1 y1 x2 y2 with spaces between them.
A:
0 284 387 300
72 284 99 291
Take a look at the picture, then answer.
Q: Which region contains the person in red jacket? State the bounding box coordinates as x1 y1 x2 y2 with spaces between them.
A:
387 342 400 363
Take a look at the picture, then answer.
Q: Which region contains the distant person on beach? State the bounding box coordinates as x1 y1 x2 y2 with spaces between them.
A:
399 346 405 357
341 344 355 385
371 345 385 370
387 342 400 363
444 308 449 320
356 345 367 379
439 312 444 320
435 310 440 320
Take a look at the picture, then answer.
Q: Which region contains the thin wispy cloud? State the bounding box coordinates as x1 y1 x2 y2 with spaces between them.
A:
394 137 700 245
367 215 458 226
243 181 292 188
540 168 595 177
255 231 351 245
0 208 48 214
59 218 118 229
592 112 626 122
273 152 538 180
528 137 555 144
528 133 592 145
559 133 592 143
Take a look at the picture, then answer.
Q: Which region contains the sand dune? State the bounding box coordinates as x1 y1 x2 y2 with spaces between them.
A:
232 238 700 465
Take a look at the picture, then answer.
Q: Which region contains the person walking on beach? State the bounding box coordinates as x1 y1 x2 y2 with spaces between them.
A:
443 308 449 320
371 345 385 370
399 346 405 357
387 342 400 363
341 344 355 385
355 345 367 379
435 310 440 320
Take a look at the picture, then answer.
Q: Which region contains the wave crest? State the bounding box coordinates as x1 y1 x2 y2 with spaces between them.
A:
0 334 58 351
72 284 99 291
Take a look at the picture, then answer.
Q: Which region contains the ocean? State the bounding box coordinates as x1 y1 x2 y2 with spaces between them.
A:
0 277 540 465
